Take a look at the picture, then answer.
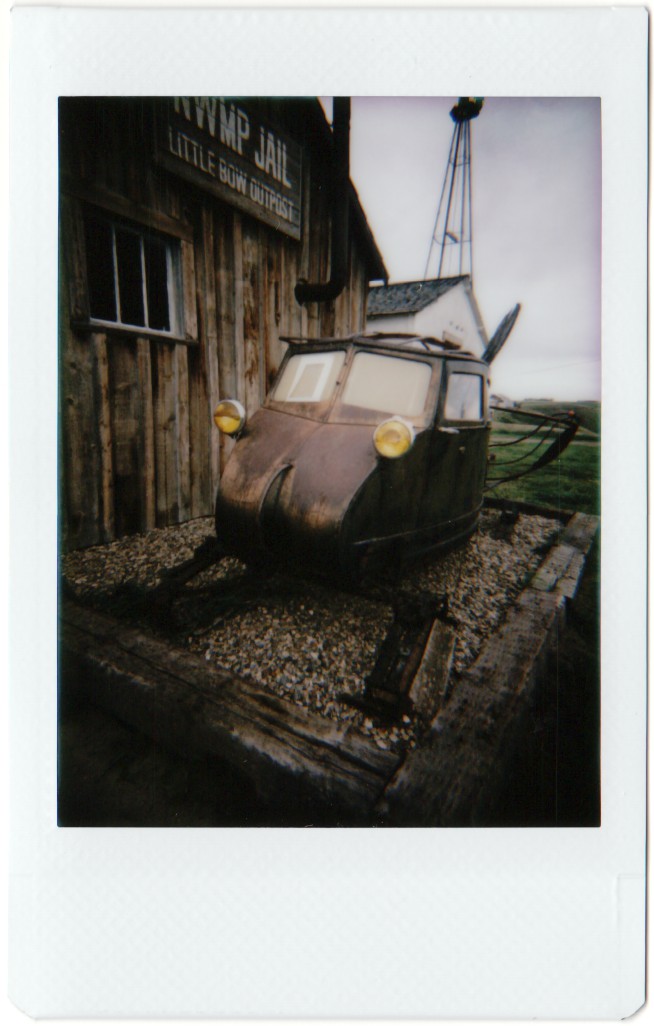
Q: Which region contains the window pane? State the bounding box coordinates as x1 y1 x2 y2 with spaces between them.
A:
273 351 345 403
341 352 432 417
144 234 170 331
445 373 483 421
115 227 145 326
85 214 177 334
85 217 116 321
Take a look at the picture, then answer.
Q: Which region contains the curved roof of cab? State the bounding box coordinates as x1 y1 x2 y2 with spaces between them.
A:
279 331 483 360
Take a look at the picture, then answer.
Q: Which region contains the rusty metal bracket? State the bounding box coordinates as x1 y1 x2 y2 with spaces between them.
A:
147 536 226 626
342 591 456 724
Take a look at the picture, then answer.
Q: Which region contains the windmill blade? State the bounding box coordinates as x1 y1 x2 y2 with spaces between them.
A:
483 303 521 363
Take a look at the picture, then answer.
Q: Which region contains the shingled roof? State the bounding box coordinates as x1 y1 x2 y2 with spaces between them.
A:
367 276 469 317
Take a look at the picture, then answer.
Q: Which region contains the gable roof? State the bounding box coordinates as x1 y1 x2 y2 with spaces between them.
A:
367 276 469 317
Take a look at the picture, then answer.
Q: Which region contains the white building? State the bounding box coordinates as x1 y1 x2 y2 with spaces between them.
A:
366 275 489 359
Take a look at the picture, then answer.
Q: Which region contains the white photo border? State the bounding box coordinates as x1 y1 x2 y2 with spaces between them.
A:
8 6 648 1019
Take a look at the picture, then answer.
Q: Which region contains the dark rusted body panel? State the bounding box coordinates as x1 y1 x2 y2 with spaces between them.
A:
214 336 490 578
215 408 380 573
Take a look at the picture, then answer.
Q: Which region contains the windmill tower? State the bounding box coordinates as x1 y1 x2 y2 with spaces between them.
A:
369 95 520 365
424 97 484 282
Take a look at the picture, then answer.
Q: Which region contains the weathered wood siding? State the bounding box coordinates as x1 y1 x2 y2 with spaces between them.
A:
59 99 380 550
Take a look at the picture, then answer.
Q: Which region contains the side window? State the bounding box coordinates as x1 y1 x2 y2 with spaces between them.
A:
444 372 484 421
84 212 182 335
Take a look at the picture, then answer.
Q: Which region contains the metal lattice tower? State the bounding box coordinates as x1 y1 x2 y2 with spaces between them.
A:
424 97 484 283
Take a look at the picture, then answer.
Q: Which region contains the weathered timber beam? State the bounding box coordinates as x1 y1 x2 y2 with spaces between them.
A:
380 512 599 826
60 600 399 822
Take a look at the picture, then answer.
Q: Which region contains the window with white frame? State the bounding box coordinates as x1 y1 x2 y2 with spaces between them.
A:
84 212 182 335
273 351 346 403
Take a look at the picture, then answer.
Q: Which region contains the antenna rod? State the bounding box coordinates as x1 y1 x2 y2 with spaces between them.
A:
466 120 473 280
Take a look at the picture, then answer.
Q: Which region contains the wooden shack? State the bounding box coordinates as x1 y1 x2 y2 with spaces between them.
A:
59 97 386 550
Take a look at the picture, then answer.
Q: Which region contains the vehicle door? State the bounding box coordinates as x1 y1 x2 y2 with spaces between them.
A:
418 361 489 537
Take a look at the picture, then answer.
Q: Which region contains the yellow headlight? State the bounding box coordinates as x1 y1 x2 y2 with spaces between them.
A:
213 398 246 436
373 417 415 459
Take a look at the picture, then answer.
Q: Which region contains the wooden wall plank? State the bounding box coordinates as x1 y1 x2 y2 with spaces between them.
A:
152 344 178 525
183 209 211 518
187 344 211 518
108 341 143 536
135 339 156 531
174 345 191 522
91 333 115 542
296 157 311 338
242 220 262 413
298 155 312 289
316 179 333 338
346 248 362 335
61 179 194 245
232 213 246 406
340 247 354 337
216 212 238 471
61 332 101 548
60 196 88 323
333 263 347 338
278 241 289 340
201 205 221 499
263 237 283 393
99 106 127 196
261 234 272 393
305 163 322 340
180 238 199 341
164 170 183 220
283 241 301 339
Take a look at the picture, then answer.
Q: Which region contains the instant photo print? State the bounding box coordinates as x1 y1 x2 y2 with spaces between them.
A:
8 5 647 1020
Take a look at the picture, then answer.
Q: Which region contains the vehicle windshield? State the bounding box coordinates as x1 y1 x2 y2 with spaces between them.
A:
271 350 345 404
340 351 432 417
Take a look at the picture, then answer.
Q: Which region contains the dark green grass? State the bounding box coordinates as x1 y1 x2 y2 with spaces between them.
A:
487 435 600 516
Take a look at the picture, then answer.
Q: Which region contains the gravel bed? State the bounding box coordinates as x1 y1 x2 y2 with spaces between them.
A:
61 509 561 752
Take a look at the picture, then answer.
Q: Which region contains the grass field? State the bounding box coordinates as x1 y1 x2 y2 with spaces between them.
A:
518 399 600 437
488 400 600 516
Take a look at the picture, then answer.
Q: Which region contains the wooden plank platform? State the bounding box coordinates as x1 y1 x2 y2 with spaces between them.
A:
59 509 599 826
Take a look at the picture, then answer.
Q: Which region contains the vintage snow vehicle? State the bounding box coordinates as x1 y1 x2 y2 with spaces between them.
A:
212 332 492 579
208 101 583 583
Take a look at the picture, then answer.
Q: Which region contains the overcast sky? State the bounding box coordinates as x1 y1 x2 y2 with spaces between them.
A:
341 96 601 402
